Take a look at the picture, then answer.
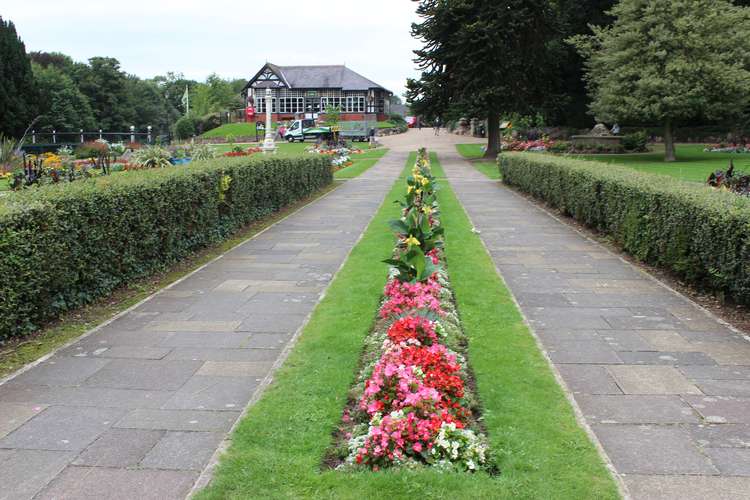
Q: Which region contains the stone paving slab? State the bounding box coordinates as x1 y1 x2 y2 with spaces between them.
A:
440 149 750 499
0 150 405 499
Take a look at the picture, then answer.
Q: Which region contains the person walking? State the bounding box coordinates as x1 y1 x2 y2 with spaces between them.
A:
434 117 441 136
418 117 422 132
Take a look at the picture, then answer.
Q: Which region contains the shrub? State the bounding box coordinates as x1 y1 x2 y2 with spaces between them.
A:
499 153 750 304
131 145 172 169
174 115 197 140
197 112 222 134
622 130 648 152
0 155 332 338
75 140 109 159
547 141 571 154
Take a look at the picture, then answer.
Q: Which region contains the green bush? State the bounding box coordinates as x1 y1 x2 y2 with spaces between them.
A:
499 153 750 304
197 112 222 134
174 115 197 140
0 155 332 338
621 130 648 152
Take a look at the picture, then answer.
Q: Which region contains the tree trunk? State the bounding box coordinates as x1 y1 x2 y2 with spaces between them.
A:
484 114 500 158
664 120 676 162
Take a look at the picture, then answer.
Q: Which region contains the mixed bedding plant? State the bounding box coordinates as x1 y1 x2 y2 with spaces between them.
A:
333 149 490 472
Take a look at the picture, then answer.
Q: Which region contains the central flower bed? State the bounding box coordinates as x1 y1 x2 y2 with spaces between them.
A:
331 149 490 472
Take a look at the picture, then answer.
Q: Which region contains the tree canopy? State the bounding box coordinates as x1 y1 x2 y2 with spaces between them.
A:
407 0 563 157
0 17 38 138
571 0 750 161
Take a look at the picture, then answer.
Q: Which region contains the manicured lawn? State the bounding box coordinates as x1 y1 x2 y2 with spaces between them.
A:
377 121 402 129
565 144 748 183
197 152 619 499
456 144 501 179
459 142 750 183
201 122 258 139
334 148 388 179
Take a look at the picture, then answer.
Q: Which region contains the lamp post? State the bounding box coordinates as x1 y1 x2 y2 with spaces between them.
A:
261 87 277 154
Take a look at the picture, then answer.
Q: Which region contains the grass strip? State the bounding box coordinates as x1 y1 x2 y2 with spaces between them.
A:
198 151 619 499
455 144 501 179
431 152 620 499
0 183 339 379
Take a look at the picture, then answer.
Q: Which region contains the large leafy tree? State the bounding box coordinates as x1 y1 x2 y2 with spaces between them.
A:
33 63 96 131
0 17 38 138
73 57 135 131
407 0 563 158
555 0 616 127
571 0 750 161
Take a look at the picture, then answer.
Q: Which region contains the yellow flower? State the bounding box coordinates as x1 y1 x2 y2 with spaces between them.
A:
404 235 421 247
415 188 422 195
407 185 415 194
420 177 429 186
422 206 433 215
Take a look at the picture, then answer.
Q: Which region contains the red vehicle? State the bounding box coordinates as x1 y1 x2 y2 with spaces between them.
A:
405 116 418 128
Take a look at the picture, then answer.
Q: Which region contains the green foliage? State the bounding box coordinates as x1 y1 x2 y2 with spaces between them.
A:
621 130 648 152
32 63 96 132
73 57 135 131
174 115 197 140
500 153 750 304
0 17 38 138
385 149 443 282
0 134 20 170
197 112 222 134
131 145 172 169
407 0 563 156
0 155 332 338
189 143 217 161
190 73 243 117
570 0 750 160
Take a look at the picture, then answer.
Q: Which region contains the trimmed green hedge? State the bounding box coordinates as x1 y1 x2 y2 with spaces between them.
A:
499 153 750 304
0 155 332 338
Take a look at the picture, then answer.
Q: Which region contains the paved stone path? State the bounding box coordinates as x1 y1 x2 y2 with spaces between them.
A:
0 151 405 499
438 147 750 500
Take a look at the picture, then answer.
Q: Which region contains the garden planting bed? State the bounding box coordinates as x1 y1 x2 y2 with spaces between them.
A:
197 150 618 499
326 149 491 472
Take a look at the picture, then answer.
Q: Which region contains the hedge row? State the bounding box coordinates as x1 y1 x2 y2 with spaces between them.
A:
499 153 750 304
0 155 332 339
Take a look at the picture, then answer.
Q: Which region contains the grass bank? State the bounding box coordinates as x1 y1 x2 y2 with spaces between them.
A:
197 152 619 499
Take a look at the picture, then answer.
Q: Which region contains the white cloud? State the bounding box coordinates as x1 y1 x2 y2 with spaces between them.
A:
4 0 422 98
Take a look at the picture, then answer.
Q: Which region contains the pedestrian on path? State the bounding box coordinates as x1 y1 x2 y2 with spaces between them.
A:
434 118 441 136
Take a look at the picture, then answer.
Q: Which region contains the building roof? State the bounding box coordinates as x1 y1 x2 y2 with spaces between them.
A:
245 63 391 93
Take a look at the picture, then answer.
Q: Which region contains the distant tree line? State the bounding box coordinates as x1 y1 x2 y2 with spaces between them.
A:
0 16 245 139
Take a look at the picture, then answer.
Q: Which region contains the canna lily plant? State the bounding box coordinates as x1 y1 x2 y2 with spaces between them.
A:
384 149 443 283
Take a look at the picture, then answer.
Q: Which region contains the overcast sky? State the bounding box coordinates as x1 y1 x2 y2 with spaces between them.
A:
3 0 422 98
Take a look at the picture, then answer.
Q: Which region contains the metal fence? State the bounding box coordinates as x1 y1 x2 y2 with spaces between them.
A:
20 128 171 154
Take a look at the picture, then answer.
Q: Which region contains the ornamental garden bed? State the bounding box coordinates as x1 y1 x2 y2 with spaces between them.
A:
326 149 491 472
197 150 617 499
